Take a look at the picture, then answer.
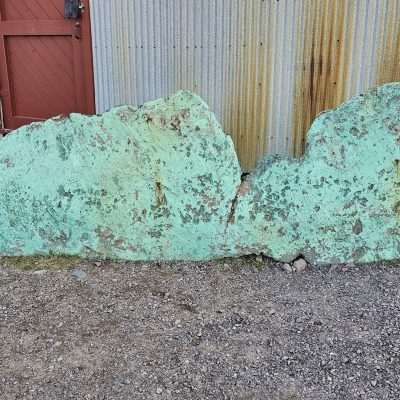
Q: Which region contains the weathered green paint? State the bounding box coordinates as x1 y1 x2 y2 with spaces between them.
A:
0 84 399 264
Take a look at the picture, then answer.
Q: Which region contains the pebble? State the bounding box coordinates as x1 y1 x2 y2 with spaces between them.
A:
71 268 87 282
293 258 307 272
281 263 293 273
329 264 340 273
256 255 263 263
156 387 163 394
33 270 47 275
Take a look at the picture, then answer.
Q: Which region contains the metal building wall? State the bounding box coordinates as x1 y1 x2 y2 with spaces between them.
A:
89 0 400 170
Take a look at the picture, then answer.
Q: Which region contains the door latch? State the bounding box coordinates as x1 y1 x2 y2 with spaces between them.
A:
73 22 82 39
64 0 85 19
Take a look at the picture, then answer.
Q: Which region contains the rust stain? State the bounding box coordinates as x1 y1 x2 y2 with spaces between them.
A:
292 0 350 157
376 0 400 86
226 0 270 171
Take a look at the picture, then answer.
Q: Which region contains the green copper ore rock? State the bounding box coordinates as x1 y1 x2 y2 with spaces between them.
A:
0 83 399 264
227 83 400 264
0 92 241 260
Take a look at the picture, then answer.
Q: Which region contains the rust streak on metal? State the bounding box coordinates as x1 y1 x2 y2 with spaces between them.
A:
226 0 270 171
292 0 350 157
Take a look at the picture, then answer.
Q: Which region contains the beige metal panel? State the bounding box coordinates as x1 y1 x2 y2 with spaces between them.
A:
90 0 400 170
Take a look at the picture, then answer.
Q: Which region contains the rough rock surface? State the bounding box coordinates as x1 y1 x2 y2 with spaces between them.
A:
229 83 400 264
0 84 399 264
0 92 241 261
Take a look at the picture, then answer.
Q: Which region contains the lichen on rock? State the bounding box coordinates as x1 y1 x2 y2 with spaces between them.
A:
0 83 399 264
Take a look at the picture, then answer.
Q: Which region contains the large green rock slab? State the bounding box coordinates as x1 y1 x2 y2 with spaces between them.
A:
0 83 399 264
227 83 400 264
0 92 241 260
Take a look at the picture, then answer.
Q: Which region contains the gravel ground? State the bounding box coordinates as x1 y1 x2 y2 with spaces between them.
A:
1 256 400 400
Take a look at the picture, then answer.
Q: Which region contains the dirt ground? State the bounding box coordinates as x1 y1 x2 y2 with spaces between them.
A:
1 256 400 400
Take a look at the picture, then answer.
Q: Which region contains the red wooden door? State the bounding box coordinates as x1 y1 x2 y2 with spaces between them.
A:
0 0 94 131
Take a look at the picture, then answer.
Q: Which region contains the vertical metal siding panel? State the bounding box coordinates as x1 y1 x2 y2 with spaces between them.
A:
376 0 400 85
159 0 167 98
228 0 240 152
367 0 384 87
352 0 366 96
89 0 100 110
216 0 225 121
278 0 296 155
127 1 136 105
272 1 283 155
109 1 118 106
207 0 216 113
237 0 247 165
248 0 261 167
266 1 277 155
132 0 141 104
337 0 395 102
90 0 398 169
145 0 152 101
286 1 301 155
278 0 289 154
254 1 265 159
241 0 250 165
263 0 275 158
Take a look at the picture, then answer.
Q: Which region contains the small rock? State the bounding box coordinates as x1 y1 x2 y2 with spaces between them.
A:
33 270 47 275
71 268 87 282
94 261 101 267
371 380 377 387
329 264 339 273
281 263 293 273
293 258 307 272
255 255 263 263
156 387 163 394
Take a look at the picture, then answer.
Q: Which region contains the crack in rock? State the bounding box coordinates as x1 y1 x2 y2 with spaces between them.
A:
226 174 250 226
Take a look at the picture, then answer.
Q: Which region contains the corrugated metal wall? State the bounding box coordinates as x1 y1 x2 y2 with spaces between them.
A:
89 0 400 170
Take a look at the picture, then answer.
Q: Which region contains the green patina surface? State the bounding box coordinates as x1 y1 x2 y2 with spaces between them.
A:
0 84 399 264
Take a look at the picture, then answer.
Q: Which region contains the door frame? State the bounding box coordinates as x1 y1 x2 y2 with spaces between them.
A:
0 0 95 132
